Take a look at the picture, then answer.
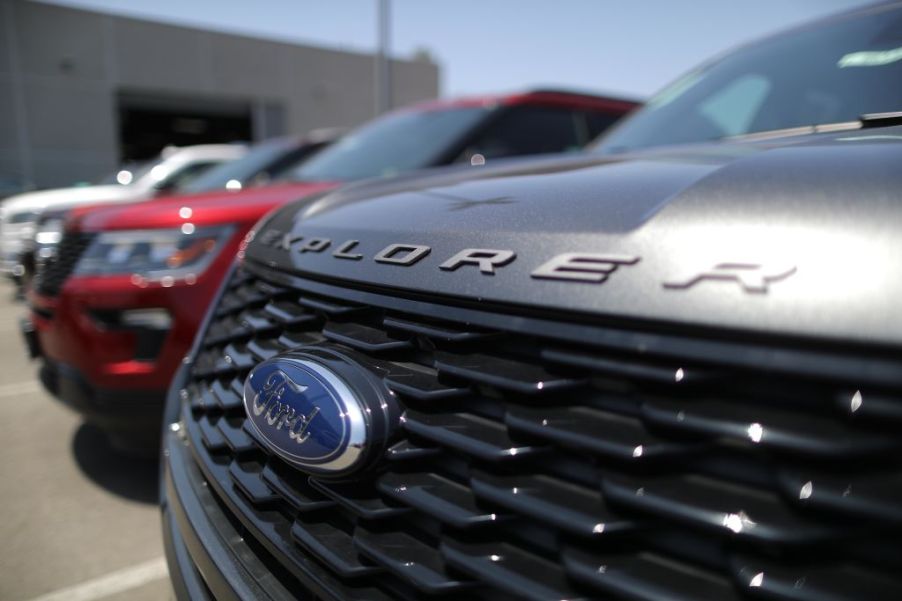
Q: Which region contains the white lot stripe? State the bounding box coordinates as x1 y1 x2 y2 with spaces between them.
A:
0 380 41 398
23 557 168 601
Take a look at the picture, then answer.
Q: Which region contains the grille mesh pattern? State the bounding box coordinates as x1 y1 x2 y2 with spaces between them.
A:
178 264 902 601
34 232 95 296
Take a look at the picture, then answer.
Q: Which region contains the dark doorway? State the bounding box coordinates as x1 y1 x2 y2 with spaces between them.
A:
117 92 253 162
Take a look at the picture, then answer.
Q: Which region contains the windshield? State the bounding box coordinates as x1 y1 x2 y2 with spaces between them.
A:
287 106 491 182
180 138 323 193
596 6 902 154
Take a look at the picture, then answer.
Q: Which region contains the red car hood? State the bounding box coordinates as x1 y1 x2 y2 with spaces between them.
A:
70 182 338 231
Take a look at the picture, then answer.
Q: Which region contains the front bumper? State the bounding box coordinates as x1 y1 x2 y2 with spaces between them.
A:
27 273 223 445
38 357 164 443
29 273 219 393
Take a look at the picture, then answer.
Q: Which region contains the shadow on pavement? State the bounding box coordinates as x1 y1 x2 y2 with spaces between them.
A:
72 423 159 504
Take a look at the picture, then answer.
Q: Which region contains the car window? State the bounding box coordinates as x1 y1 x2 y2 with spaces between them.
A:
583 111 624 142
595 6 902 153
186 139 330 193
156 161 220 193
697 74 772 136
456 106 581 162
288 107 492 182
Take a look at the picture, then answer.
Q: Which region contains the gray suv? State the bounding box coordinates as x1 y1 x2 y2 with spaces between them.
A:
161 4 902 600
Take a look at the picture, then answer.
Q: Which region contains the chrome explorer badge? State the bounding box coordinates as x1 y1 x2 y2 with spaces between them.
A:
243 352 373 475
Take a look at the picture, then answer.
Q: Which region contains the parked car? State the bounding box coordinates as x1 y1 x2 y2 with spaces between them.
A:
17 131 341 292
25 89 638 451
159 3 902 599
175 129 342 195
0 144 245 282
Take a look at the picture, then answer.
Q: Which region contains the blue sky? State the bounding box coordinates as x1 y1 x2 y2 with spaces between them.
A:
44 0 870 99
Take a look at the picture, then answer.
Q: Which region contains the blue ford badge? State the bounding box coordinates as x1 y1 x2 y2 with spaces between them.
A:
243 353 370 474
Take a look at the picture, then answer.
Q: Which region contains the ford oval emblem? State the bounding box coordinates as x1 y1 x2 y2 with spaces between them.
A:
243 352 374 474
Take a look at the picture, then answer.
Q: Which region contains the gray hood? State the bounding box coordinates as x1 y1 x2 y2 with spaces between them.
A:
247 127 902 347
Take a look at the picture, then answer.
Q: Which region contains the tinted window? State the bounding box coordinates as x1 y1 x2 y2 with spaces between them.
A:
596 6 902 153
156 161 219 192
584 111 623 141
288 107 491 182
181 139 327 193
458 106 581 162
8 211 39 224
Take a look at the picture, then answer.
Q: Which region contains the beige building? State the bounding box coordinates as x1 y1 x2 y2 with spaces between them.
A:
0 0 440 189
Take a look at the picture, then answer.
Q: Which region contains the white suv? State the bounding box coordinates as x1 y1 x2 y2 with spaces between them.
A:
0 144 245 279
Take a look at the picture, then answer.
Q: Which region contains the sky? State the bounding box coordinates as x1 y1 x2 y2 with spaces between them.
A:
43 0 871 100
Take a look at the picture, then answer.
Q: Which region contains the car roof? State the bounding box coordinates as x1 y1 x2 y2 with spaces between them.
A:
407 88 642 114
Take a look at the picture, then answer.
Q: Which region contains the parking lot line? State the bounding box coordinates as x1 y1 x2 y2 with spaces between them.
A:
0 380 41 398
22 557 168 601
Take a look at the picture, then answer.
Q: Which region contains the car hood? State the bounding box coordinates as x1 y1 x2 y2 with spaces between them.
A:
0 185 144 216
247 127 902 347
74 182 337 231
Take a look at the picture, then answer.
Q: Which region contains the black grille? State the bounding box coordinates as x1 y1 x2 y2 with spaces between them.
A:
34 231 95 296
177 264 902 601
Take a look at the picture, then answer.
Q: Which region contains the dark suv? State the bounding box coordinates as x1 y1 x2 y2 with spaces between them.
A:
161 4 902 600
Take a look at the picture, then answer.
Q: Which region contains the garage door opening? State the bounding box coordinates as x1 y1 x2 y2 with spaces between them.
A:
117 93 253 162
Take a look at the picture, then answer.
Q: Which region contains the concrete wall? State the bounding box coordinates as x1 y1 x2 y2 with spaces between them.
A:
0 0 440 189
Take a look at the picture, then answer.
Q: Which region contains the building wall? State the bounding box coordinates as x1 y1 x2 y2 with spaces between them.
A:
0 0 440 189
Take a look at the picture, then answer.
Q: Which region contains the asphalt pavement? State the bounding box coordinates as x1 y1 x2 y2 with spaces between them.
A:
0 282 172 601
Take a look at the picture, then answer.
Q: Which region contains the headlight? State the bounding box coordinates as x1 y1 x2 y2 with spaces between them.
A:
73 225 234 281
34 218 65 246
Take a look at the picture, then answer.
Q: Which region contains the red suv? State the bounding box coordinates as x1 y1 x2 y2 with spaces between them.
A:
25 90 638 450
